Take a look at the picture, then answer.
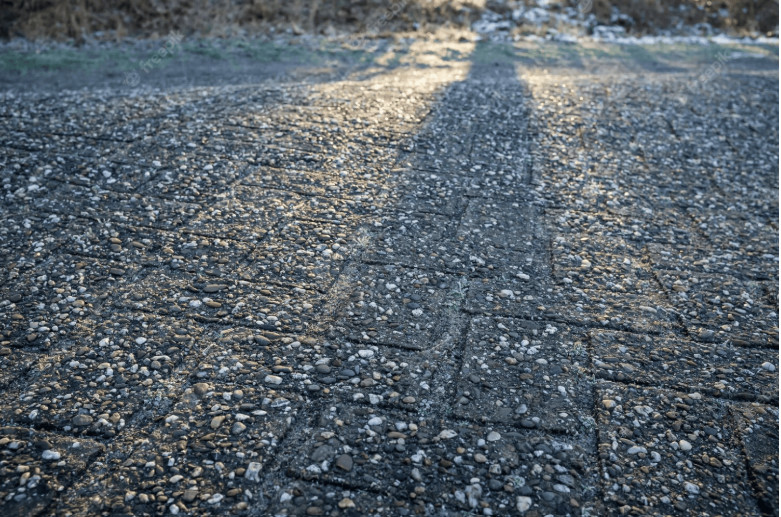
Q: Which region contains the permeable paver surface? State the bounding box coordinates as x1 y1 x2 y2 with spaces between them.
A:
0 37 777 516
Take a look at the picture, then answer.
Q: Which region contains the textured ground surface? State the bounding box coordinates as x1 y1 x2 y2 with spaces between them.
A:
0 37 778 516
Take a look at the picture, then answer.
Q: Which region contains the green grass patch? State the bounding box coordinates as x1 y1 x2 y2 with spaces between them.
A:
0 47 111 72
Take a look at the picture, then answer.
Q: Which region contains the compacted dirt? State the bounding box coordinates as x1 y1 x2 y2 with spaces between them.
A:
0 37 778 516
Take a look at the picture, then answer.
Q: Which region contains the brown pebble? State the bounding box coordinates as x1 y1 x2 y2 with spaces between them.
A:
338 498 355 509
210 415 225 429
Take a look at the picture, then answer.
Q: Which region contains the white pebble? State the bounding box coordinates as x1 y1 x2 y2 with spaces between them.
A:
42 450 61 460
245 462 262 482
438 429 458 440
517 496 532 513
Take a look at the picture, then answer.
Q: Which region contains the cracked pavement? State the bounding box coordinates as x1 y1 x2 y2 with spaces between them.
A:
0 37 778 516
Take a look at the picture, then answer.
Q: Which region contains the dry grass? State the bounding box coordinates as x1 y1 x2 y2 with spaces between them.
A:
0 0 489 40
591 0 778 35
0 0 777 41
